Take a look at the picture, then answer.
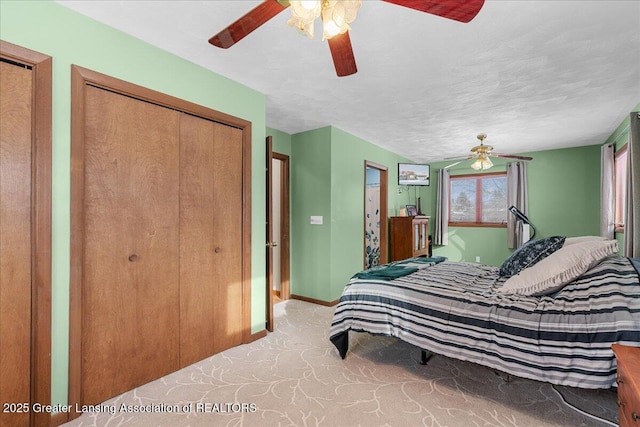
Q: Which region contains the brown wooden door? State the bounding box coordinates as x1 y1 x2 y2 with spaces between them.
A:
0 41 52 427
81 86 181 405
0 58 33 427
179 113 244 367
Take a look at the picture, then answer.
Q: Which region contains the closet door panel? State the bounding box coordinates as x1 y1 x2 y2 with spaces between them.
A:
179 114 216 367
211 124 244 353
0 60 32 427
82 86 181 405
179 114 244 365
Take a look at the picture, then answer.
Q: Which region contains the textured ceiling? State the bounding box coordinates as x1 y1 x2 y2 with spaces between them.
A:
55 0 640 163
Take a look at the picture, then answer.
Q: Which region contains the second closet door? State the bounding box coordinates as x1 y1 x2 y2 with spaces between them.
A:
179 114 244 367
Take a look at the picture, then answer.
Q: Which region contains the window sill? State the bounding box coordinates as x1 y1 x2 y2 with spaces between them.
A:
449 222 507 228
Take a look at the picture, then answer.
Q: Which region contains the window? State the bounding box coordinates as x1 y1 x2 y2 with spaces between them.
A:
614 144 627 231
449 172 507 226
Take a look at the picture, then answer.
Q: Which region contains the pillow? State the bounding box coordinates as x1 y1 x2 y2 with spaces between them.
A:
499 236 566 277
563 236 608 246
498 239 619 296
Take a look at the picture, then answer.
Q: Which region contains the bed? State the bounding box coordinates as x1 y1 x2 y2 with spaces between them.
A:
329 236 640 389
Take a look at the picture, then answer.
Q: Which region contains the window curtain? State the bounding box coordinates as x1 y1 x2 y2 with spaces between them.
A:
507 162 528 249
600 143 615 239
624 112 640 257
434 168 450 245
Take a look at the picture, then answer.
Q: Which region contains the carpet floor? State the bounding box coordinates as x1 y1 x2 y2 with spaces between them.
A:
63 299 618 427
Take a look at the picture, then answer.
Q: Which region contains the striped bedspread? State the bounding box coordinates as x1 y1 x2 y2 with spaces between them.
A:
329 255 640 389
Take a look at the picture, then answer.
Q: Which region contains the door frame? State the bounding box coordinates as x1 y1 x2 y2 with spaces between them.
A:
69 65 252 416
273 152 291 302
0 40 52 427
266 137 274 331
266 136 290 332
364 161 388 268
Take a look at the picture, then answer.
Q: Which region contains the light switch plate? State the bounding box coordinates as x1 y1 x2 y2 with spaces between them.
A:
310 216 323 225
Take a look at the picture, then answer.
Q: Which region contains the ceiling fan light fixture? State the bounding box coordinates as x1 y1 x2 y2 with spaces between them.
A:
291 0 322 18
471 154 493 171
287 15 315 38
322 2 350 39
288 0 361 40
288 0 321 38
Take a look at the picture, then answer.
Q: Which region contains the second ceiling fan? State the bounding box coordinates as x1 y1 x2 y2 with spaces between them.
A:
446 134 534 171
209 0 485 77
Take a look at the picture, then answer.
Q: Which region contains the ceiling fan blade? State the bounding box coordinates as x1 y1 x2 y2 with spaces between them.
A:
444 160 465 169
444 152 475 159
327 32 357 77
491 153 533 161
381 0 485 23
209 0 289 49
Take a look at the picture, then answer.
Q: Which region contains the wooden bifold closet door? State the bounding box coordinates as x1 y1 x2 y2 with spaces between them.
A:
71 67 249 410
0 55 34 427
0 41 52 427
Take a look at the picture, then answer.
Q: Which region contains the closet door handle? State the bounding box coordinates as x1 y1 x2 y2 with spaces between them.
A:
128 254 138 262
214 247 221 253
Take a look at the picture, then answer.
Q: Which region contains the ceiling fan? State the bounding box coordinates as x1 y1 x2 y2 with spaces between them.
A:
445 134 534 170
208 0 485 77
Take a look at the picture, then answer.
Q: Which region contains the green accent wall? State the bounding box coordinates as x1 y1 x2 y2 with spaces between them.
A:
1 0 267 408
526 146 601 237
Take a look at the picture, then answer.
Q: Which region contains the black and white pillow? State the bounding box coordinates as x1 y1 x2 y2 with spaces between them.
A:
499 236 566 277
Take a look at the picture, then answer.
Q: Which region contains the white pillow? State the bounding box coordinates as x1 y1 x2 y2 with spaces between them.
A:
498 239 618 296
563 236 608 246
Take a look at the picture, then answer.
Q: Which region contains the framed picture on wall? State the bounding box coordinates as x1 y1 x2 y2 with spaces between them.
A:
406 205 418 216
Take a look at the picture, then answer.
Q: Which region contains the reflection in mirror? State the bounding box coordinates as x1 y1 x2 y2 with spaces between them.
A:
364 161 388 269
365 167 381 268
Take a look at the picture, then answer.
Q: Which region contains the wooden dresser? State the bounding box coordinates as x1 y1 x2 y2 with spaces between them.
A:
612 344 640 426
390 216 429 261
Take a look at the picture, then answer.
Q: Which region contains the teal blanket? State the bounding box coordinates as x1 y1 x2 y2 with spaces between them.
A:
353 256 446 280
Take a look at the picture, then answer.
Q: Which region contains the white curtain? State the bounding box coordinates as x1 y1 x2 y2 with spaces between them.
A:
507 162 528 249
434 168 450 246
600 143 615 239
624 112 640 257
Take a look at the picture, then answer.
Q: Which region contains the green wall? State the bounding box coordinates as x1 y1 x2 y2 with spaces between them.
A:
429 144 602 266
328 127 416 299
290 127 333 301
283 126 415 301
1 0 267 408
